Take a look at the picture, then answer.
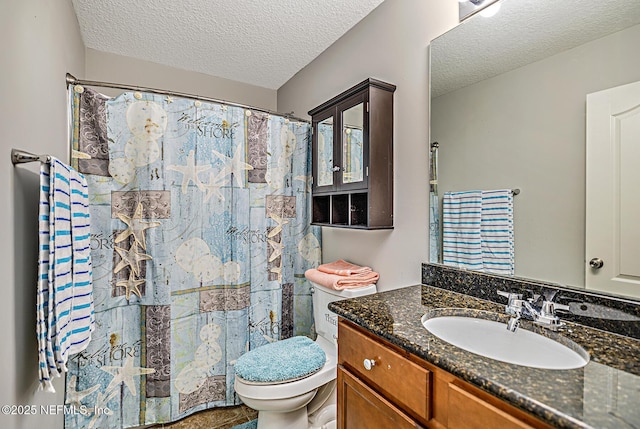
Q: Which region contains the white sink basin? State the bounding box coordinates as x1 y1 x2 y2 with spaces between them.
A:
421 314 589 370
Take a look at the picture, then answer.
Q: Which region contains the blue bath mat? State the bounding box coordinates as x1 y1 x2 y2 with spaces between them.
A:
230 419 257 429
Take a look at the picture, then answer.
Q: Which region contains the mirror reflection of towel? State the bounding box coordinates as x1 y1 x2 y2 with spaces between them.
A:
480 189 514 275
442 189 514 275
442 191 483 271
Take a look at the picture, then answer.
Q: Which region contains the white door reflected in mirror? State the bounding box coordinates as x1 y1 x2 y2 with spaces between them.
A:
586 80 640 299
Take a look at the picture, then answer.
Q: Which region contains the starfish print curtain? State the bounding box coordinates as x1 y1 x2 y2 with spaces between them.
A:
65 88 321 429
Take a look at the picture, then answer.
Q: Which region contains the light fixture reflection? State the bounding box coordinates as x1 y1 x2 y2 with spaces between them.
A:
459 0 502 22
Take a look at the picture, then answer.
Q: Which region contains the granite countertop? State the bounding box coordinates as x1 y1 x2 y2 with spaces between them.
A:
328 284 640 429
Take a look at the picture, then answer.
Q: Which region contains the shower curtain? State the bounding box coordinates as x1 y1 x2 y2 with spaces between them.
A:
65 88 321 429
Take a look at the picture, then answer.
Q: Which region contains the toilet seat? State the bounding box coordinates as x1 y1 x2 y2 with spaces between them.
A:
234 336 337 401
236 372 318 386
235 336 326 384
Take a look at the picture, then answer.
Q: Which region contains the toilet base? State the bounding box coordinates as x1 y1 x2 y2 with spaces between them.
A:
255 404 337 429
308 405 337 429
240 382 338 429
239 389 317 429
308 382 336 429
256 406 309 429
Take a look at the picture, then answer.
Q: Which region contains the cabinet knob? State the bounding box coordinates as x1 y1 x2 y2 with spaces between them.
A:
363 358 376 371
332 165 341 172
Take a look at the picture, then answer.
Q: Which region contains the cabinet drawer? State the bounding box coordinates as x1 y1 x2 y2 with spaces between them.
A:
338 366 424 429
448 383 534 429
338 321 431 421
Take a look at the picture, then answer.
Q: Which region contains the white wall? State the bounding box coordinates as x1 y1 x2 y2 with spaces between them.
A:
85 49 277 110
0 1 85 428
432 23 640 288
277 0 459 291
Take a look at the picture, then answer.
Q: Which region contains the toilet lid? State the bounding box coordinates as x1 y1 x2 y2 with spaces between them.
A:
235 336 326 384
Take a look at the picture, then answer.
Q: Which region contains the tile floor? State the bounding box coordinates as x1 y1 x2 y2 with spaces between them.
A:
155 405 258 429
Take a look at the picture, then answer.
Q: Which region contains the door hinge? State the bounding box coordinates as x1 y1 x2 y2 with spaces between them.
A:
366 102 369 113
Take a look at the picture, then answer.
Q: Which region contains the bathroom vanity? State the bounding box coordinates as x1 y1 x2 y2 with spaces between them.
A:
330 264 640 429
337 319 553 429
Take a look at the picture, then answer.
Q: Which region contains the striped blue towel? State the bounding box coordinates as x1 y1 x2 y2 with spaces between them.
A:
481 190 514 275
37 163 56 392
442 191 482 270
67 161 94 355
37 158 94 392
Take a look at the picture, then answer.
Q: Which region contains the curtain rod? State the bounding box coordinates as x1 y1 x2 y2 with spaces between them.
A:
65 73 310 123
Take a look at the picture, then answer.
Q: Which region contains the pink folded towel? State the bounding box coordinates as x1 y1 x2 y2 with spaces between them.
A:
305 268 379 290
317 259 372 276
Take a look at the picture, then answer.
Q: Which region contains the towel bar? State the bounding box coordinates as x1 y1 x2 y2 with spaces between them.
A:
11 148 51 165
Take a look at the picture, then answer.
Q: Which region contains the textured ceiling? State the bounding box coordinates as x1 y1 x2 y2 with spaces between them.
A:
72 0 386 90
431 0 640 98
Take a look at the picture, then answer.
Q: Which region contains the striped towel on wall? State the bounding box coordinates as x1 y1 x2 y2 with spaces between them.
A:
481 190 514 275
37 157 94 392
37 164 56 392
66 160 94 355
442 191 483 270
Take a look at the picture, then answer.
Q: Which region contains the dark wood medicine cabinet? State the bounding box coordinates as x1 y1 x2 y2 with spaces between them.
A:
309 78 395 229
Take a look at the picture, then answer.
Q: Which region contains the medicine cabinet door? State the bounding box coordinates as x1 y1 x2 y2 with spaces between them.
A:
312 107 338 193
337 93 369 192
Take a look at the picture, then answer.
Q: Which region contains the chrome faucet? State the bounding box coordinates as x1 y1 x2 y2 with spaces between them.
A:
497 289 570 332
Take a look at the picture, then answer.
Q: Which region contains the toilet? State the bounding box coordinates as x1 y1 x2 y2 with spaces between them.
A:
234 281 377 429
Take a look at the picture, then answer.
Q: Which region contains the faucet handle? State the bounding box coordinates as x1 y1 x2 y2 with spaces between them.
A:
497 290 522 300
539 289 570 313
497 290 510 299
497 290 524 316
540 300 570 317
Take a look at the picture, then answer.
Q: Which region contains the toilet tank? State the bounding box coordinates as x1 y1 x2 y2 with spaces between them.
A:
311 282 377 344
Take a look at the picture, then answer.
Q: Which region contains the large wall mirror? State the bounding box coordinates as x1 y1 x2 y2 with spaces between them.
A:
430 0 640 298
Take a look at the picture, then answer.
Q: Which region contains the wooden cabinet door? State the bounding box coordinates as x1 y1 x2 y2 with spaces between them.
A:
337 366 424 429
447 383 535 429
338 320 431 422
